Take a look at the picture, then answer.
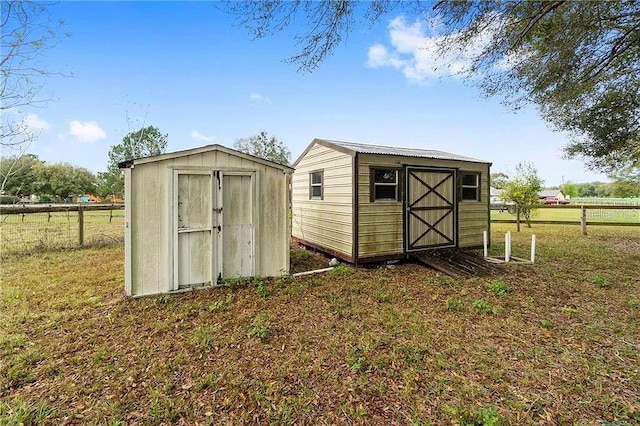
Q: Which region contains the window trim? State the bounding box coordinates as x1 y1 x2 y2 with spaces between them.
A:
309 170 324 200
370 167 401 202
460 172 481 202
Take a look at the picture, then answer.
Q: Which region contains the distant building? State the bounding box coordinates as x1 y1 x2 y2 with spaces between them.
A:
538 189 568 205
490 187 503 204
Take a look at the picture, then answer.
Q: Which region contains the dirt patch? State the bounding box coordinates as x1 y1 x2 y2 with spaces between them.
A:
610 237 640 255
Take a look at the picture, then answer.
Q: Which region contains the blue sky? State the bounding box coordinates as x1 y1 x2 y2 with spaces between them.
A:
12 1 609 186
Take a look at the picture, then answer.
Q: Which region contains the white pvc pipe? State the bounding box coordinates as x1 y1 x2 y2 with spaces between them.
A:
531 234 536 264
483 230 488 258
292 267 334 277
504 232 509 262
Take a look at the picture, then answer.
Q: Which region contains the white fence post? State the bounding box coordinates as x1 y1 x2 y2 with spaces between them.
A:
531 234 536 264
483 230 488 258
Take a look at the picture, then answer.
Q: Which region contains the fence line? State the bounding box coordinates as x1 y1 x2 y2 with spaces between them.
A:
491 204 639 234
571 197 640 206
1 204 125 254
0 203 124 214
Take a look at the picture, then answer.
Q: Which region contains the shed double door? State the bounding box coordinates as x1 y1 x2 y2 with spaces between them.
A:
405 167 456 252
172 170 255 290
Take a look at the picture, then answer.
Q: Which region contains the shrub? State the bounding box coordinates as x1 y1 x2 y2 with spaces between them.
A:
330 264 352 276
253 277 268 298
591 275 609 288
488 280 510 296
247 314 269 340
290 249 310 267
445 297 464 312
472 299 496 314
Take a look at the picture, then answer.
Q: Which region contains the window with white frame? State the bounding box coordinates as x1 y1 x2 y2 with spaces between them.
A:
309 170 323 199
372 168 399 201
460 173 480 201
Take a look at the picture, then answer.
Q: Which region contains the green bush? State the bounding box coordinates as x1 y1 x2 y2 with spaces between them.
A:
488 280 510 296
0 195 20 204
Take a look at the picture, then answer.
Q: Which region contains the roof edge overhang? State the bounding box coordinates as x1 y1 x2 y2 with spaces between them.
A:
291 138 357 168
293 138 492 167
118 144 294 172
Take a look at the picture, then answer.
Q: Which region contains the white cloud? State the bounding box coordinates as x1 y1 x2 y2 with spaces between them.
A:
190 130 216 143
66 120 107 143
250 92 272 104
21 113 51 135
366 16 492 85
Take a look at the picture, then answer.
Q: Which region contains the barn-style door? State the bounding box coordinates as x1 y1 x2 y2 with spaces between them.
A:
404 167 456 252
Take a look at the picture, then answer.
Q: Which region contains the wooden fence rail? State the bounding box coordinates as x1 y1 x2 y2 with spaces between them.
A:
0 203 124 214
1 203 124 247
491 204 639 235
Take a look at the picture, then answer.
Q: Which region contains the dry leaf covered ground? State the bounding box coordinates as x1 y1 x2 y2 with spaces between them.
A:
1 224 639 425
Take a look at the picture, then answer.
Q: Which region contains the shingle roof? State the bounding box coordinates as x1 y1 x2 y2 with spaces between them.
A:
317 139 490 164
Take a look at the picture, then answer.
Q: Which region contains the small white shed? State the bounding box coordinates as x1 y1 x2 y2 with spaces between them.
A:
119 144 293 297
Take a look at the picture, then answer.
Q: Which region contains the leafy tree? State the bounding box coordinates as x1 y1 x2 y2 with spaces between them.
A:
1 1 68 152
501 162 543 227
576 183 597 198
233 131 291 165
96 170 124 200
610 166 640 198
611 179 640 198
101 126 168 197
225 1 640 173
107 126 168 168
595 182 614 198
560 181 579 199
33 163 97 201
490 172 509 190
0 154 43 196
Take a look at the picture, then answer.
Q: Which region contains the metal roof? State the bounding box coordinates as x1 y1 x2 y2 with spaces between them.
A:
318 139 490 164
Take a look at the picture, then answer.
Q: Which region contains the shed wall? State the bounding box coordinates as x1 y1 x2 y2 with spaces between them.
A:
126 150 289 296
358 154 489 259
291 143 353 259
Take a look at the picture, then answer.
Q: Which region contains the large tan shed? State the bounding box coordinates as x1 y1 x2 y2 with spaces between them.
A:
291 139 491 264
120 144 293 297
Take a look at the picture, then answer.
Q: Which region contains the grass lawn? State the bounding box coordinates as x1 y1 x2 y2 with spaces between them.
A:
1 224 639 425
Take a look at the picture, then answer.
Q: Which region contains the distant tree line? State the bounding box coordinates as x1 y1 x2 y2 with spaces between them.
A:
0 155 97 203
0 127 293 204
564 181 640 199
491 172 640 199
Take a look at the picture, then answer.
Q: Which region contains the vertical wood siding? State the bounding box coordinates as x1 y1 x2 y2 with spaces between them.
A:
291 143 353 258
222 174 253 278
